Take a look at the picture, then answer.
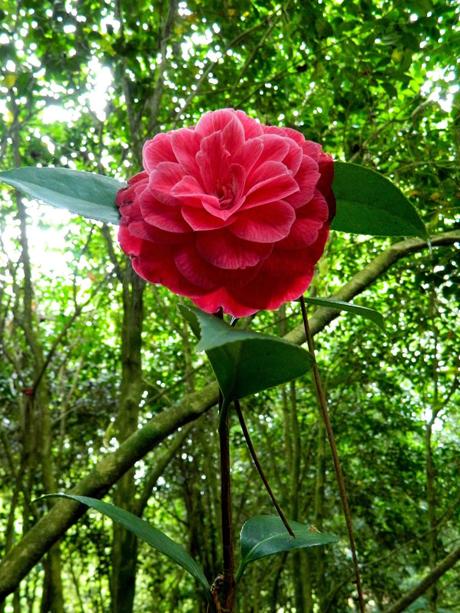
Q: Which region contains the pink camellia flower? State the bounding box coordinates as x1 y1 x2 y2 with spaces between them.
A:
117 109 334 317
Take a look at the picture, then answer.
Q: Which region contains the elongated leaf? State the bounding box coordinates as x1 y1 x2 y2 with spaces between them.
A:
332 162 426 237
303 296 384 329
237 515 338 581
181 306 312 404
0 167 124 224
41 494 210 592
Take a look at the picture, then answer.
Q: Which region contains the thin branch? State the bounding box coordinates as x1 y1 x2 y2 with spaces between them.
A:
300 297 365 613
234 400 294 537
233 10 281 85
173 15 277 123
101 225 124 282
324 491 460 610
31 271 113 393
384 545 460 613
134 423 194 515
114 0 143 163
147 0 178 135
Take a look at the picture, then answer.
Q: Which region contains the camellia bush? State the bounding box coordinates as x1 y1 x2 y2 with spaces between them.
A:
0 108 429 612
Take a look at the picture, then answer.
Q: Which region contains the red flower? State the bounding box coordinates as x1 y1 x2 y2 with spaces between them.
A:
117 109 334 317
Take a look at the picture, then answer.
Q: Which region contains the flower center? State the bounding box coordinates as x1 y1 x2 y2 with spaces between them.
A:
216 183 234 209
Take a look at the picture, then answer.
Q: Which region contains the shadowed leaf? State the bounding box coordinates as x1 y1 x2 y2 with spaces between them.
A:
237 515 338 581
181 306 312 404
332 162 426 237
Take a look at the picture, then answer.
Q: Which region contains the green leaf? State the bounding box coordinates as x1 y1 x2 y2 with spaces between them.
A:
237 515 338 581
303 296 385 330
40 494 210 593
0 167 124 224
332 162 426 237
181 306 312 404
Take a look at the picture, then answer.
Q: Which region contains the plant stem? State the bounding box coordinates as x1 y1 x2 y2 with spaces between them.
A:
234 399 294 537
218 395 235 611
211 309 235 611
300 296 366 613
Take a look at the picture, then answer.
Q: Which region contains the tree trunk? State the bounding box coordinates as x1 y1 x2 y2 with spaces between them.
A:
110 267 144 613
40 548 65 613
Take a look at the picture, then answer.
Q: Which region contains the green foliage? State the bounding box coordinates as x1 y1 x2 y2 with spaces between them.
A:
182 306 312 404
237 515 338 581
332 162 427 237
303 296 385 330
0 0 458 611
42 494 210 593
0 167 123 224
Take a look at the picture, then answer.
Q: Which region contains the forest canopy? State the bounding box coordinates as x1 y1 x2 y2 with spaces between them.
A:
0 0 459 612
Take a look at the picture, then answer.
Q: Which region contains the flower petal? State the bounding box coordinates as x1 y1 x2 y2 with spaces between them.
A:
200 166 246 221
128 221 184 244
176 244 262 291
230 201 295 243
285 155 320 208
196 231 272 269
193 288 259 317
257 134 290 165
297 191 329 223
196 132 230 193
195 109 235 136
143 134 177 170
244 161 299 207
302 139 322 160
267 225 330 270
261 247 317 275
263 126 321 165
149 162 183 205
232 138 264 174
283 140 303 175
222 115 245 153
318 152 336 220
277 218 323 249
140 190 190 233
132 242 208 297
174 247 220 291
171 175 217 209
279 190 329 251
170 128 201 174
230 267 314 313
118 224 143 257
235 110 263 138
116 172 149 212
181 206 229 230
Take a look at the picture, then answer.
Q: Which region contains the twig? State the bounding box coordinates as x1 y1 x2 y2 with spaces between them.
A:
174 14 278 124
234 399 294 537
300 296 365 612
147 0 178 134
233 12 280 85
